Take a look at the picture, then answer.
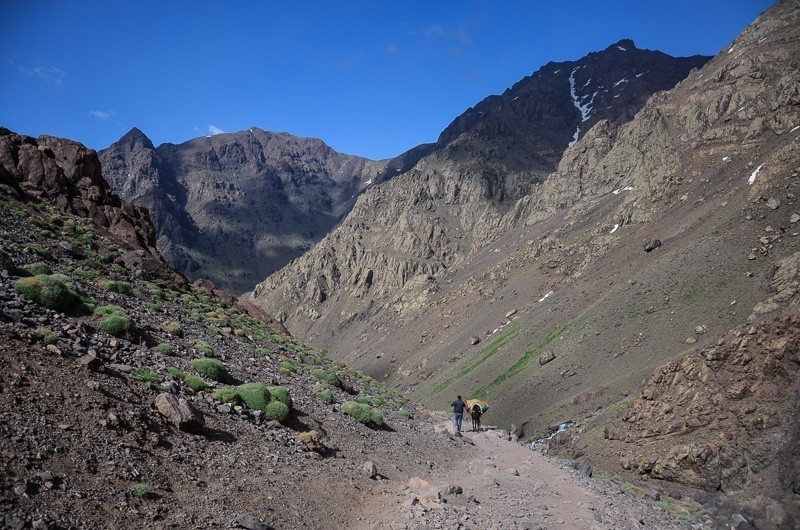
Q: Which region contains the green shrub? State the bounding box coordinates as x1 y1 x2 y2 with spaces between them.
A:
155 343 174 356
184 375 208 392
342 401 383 427
213 386 241 405
132 368 162 385
100 280 134 296
235 382 271 411
25 244 53 261
132 483 150 498
371 397 386 407
35 326 58 345
15 274 82 312
266 386 292 408
280 360 297 373
95 304 124 316
0 249 20 275
394 408 412 418
166 366 185 379
356 396 371 405
161 321 184 337
313 384 335 404
101 313 134 337
264 401 290 421
194 340 216 357
24 262 51 276
191 358 230 383
72 268 98 280
311 369 341 388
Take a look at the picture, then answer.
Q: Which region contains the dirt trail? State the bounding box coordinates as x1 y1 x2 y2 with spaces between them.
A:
354 419 697 530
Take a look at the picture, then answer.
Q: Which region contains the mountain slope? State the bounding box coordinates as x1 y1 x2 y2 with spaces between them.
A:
246 40 711 343
99 127 384 295
248 1 799 522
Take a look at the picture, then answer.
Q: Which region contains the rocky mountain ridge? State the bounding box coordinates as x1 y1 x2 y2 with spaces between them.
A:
247 39 711 329
99 127 384 295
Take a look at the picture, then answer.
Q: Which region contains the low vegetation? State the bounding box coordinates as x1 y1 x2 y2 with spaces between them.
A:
342 401 383 427
191 358 230 383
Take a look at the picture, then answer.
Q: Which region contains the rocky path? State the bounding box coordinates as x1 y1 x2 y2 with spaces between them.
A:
355 419 699 530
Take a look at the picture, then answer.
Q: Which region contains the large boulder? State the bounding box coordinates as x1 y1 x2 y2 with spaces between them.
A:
155 393 204 433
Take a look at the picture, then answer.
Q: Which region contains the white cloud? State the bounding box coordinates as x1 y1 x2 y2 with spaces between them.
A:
89 110 115 121
208 125 224 135
17 60 67 86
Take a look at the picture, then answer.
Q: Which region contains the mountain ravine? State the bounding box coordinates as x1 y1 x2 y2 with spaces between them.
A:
247 1 800 524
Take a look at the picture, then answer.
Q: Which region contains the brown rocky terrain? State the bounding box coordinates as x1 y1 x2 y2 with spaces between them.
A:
244 1 800 526
99 128 384 295
0 130 707 529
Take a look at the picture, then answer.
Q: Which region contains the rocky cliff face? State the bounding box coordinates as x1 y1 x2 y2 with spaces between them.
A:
0 129 158 257
99 128 383 295
247 40 711 338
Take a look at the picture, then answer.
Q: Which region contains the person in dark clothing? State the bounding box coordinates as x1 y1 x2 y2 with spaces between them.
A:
451 395 467 432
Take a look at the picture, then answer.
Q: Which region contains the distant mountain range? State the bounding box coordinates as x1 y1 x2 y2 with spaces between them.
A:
99 128 383 294
100 40 708 296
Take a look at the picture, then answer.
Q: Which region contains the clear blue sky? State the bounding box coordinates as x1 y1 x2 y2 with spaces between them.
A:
1 1 775 160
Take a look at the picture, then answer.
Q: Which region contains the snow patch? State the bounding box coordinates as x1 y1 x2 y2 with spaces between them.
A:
635 72 645 78
612 186 633 195
748 163 764 185
568 67 599 146
364 179 373 186
790 126 800 133
613 78 628 87
538 291 554 303
728 45 736 54
617 45 627 51
610 224 619 234
723 156 731 162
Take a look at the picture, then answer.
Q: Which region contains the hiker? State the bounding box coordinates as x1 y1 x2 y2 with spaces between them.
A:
470 402 482 432
450 395 467 432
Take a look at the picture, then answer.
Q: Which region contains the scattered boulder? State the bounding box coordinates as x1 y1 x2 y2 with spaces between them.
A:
235 514 269 530
643 239 662 252
539 349 556 365
78 353 103 372
154 393 204 433
470 336 481 345
296 430 326 454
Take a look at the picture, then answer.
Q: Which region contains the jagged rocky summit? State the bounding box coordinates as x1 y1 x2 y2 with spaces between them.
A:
99 127 384 295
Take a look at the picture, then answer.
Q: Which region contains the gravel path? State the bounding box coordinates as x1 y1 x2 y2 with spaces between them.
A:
356 419 699 530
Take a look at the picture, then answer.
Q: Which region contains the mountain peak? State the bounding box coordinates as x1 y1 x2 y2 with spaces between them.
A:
608 38 636 52
119 127 154 150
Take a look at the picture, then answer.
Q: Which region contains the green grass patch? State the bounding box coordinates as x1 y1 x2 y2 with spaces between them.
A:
131 368 162 385
433 324 521 394
154 343 174 356
311 368 341 388
472 321 574 399
95 305 135 339
100 280 134 296
15 274 83 312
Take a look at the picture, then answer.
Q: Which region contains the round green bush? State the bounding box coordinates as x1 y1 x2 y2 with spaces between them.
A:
313 384 335 404
15 274 81 312
101 280 133 296
213 386 240 404
184 375 208 392
311 369 341 388
342 401 383 427
264 400 290 422
194 340 216 357
191 358 230 383
155 343 174 356
235 382 271 411
161 321 184 338
100 313 135 338
266 386 292 408
24 262 51 276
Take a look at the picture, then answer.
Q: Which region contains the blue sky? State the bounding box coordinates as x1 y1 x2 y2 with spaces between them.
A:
1 1 775 160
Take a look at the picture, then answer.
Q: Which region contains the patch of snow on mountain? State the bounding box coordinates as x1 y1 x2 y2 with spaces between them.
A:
723 156 732 162
728 45 736 54
748 163 764 185
635 72 645 78
365 179 373 186
790 126 800 133
617 45 627 51
613 78 628 87
538 291 554 303
610 224 619 234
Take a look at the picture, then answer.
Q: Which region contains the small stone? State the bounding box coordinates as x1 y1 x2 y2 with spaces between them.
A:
78 353 103 372
14 482 28 495
235 514 268 530
790 213 799 224
362 461 378 478
766 198 780 210
505 309 518 318
643 489 661 501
